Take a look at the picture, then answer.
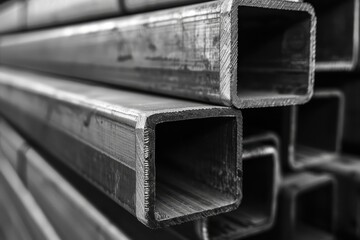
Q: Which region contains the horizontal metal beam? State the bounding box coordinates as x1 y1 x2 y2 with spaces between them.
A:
0 0 316 108
310 155 360 239
123 0 210 12
0 0 209 32
0 118 190 240
0 157 61 240
0 66 242 228
25 0 122 29
304 0 359 71
243 90 344 171
0 0 25 34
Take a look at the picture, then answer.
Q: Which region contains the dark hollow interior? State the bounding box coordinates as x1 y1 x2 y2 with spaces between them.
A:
296 96 341 155
208 154 275 238
306 0 355 63
296 183 334 236
237 6 311 100
154 117 238 222
237 154 275 225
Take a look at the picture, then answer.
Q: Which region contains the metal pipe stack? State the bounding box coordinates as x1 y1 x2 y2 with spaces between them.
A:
0 0 358 239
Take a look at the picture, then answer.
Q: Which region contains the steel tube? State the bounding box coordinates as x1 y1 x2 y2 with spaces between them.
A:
0 157 61 240
0 0 316 108
174 134 280 240
311 155 360 239
316 74 360 156
0 119 190 240
0 0 25 34
289 90 344 168
269 173 337 240
0 66 242 228
243 90 344 170
25 0 122 29
304 0 359 71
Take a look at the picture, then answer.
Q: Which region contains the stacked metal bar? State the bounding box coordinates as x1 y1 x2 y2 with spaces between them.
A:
0 0 359 240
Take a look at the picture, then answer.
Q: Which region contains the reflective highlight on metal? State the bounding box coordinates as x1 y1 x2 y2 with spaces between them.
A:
0 66 242 228
0 118 192 240
0 157 61 240
0 0 316 108
243 90 344 171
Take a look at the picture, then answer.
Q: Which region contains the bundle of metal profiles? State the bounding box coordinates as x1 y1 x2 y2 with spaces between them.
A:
0 119 190 240
0 66 242 228
0 0 359 239
0 0 316 108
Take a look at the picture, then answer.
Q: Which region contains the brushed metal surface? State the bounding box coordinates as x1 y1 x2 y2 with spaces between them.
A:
0 66 242 228
0 157 61 240
0 0 316 108
0 119 192 239
26 0 122 28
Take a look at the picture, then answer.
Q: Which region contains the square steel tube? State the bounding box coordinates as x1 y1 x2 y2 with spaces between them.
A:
200 144 280 240
316 74 360 156
304 0 360 71
311 156 360 239
0 0 26 34
0 157 61 240
0 0 316 108
0 66 242 228
243 90 344 170
289 90 344 168
25 0 122 29
0 119 190 240
176 134 280 240
277 173 337 240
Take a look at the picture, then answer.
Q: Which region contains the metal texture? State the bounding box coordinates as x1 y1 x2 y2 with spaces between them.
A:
0 0 25 34
289 90 344 169
25 0 122 29
310 155 360 239
0 119 190 240
304 0 360 71
255 172 337 240
0 66 242 228
243 90 344 170
316 73 360 156
123 0 210 12
176 134 280 240
0 157 61 240
0 0 316 108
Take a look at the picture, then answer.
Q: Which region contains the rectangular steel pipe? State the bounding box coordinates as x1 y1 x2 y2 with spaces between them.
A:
0 66 242 228
0 119 191 240
316 74 360 156
290 90 344 168
304 0 359 71
174 134 280 240
25 0 122 29
311 156 360 239
0 0 316 108
277 173 337 240
243 90 344 170
0 157 61 240
0 0 25 34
